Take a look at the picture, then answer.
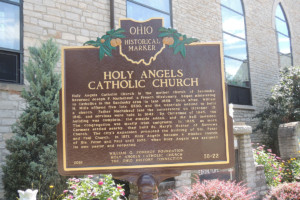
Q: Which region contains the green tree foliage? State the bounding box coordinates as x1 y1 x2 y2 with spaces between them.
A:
254 66 300 153
2 39 67 200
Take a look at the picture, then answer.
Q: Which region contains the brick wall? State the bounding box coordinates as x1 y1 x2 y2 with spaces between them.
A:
172 0 222 41
0 86 25 199
1 0 300 198
23 0 112 63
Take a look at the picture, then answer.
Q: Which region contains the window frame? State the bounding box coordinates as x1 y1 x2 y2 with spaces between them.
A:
0 0 23 84
275 3 293 67
221 0 252 105
126 0 173 28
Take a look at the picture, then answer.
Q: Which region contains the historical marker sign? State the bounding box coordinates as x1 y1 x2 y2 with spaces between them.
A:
57 18 234 176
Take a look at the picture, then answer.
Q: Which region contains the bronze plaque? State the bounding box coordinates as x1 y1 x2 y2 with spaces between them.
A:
57 18 234 176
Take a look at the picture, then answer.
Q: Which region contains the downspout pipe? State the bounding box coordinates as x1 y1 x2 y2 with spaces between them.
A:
110 0 115 29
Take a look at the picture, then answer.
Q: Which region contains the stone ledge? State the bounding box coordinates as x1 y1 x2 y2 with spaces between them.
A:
279 121 300 129
232 104 256 111
0 82 26 92
233 124 252 135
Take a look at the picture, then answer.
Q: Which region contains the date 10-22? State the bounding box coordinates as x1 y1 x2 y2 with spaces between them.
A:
204 153 219 159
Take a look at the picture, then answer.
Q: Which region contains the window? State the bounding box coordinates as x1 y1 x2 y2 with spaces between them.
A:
126 0 172 28
221 0 251 105
0 0 22 83
275 4 293 67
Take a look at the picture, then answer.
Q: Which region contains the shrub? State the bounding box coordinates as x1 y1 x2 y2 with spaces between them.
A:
253 145 283 186
253 144 300 185
2 39 67 200
280 158 300 183
264 182 300 200
254 66 300 153
170 179 255 200
62 175 125 200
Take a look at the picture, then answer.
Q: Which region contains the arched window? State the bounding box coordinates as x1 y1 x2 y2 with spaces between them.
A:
275 4 293 67
126 0 172 28
221 0 251 105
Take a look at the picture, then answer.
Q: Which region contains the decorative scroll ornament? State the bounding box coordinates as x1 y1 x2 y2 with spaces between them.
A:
159 27 199 57
84 28 125 60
